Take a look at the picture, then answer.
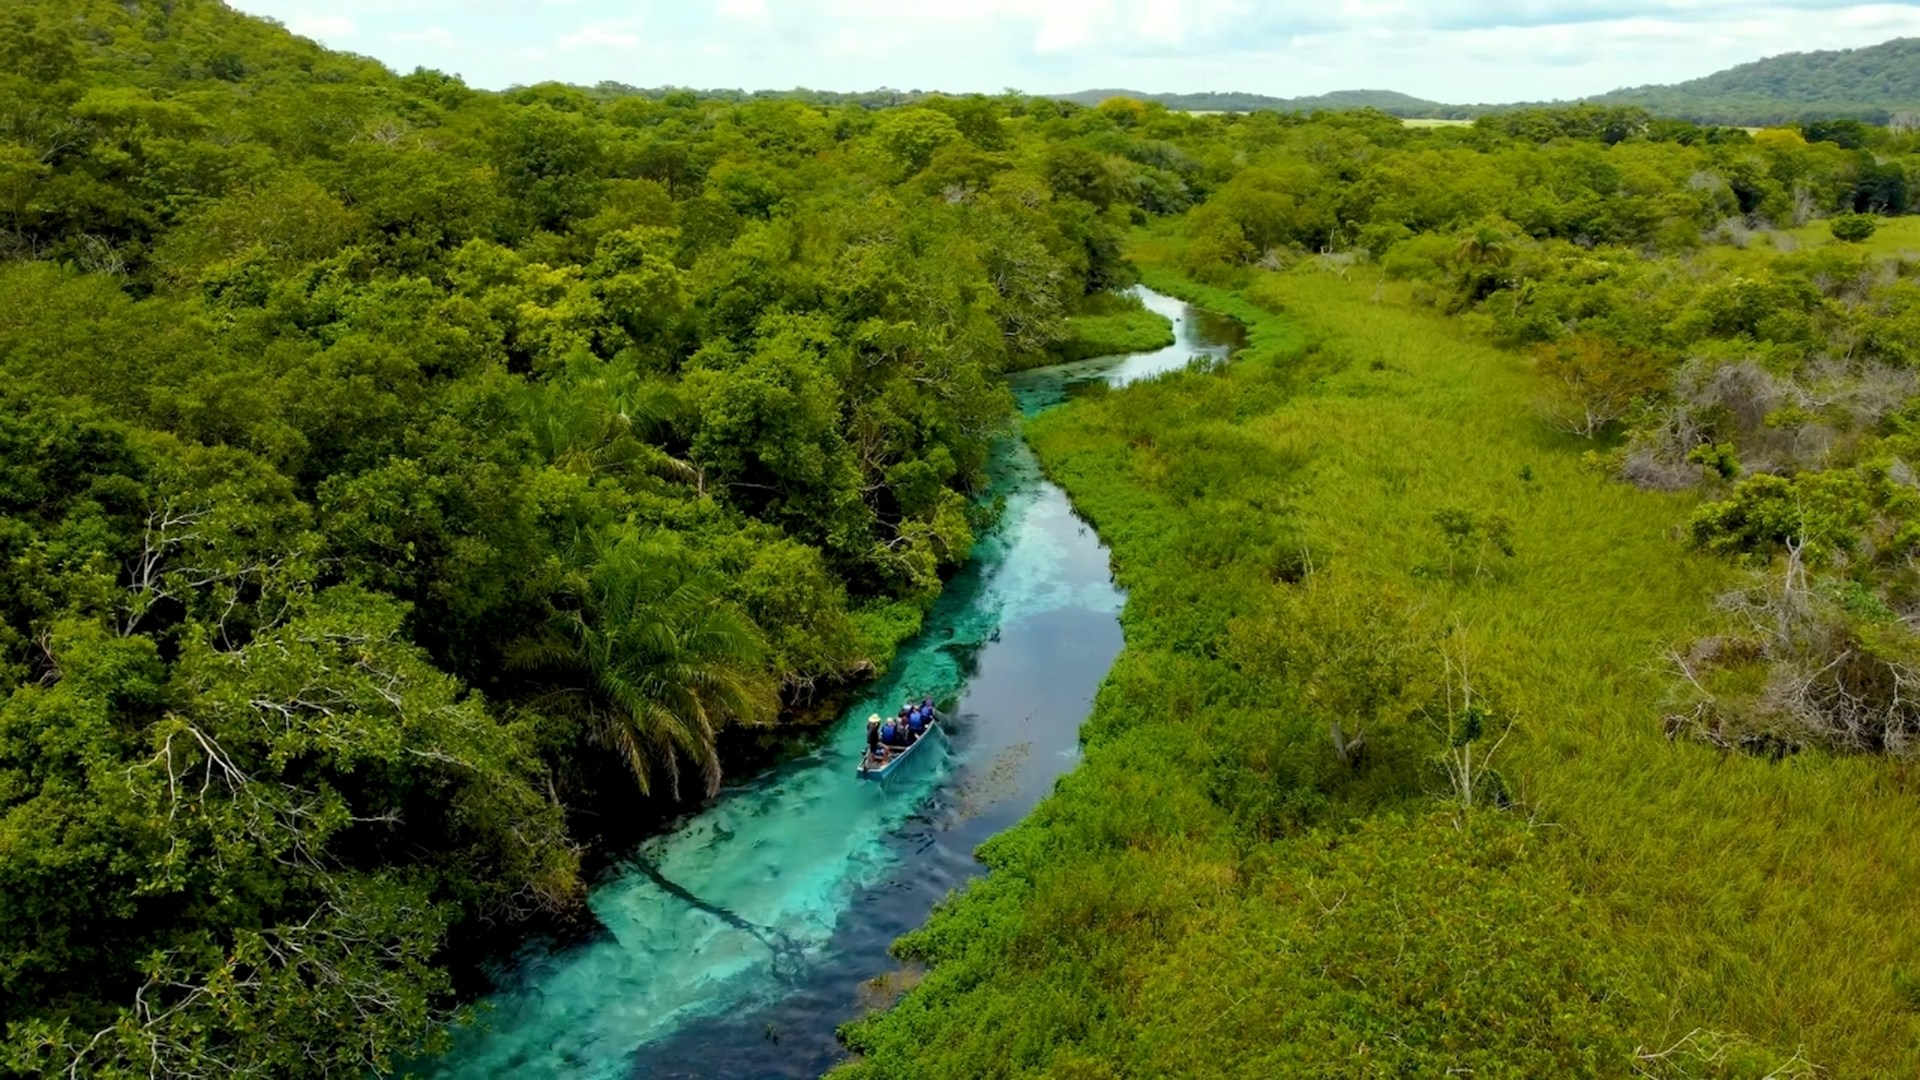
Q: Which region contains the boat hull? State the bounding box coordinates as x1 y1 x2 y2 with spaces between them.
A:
857 715 942 780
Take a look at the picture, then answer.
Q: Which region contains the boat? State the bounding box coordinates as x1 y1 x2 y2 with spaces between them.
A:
857 710 943 780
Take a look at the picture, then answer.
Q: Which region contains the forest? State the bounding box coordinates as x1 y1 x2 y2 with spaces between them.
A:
1593 37 1920 126
0 0 1136 1074
1071 37 1920 127
5 0 1920 1076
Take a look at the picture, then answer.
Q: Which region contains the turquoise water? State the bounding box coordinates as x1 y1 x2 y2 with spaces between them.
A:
415 288 1241 1079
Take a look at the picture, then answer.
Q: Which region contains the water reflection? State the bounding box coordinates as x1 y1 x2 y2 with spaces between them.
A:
1008 286 1246 416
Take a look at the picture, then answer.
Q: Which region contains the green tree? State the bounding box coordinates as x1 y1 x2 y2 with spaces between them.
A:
1830 212 1878 242
493 104 607 232
511 530 776 798
872 108 961 176
1532 334 1669 438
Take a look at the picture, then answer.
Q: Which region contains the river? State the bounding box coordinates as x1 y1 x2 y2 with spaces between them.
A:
417 287 1244 1080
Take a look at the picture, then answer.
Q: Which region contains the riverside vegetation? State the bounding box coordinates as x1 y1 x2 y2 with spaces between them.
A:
842 101 1920 1077
5 2 1920 1076
0 2 1138 1074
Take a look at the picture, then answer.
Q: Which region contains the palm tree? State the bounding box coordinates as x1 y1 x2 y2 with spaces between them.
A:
518 372 701 488
1454 222 1514 270
1453 220 1518 302
511 528 775 798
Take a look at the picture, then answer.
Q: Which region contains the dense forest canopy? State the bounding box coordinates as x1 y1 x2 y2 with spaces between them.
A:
1593 36 1920 125
6 0 1920 1077
0 0 1139 1073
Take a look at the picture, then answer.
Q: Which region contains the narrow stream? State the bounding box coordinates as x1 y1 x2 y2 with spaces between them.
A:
417 288 1244 1080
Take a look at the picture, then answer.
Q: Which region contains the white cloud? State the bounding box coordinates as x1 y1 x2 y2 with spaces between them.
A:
559 21 642 50
226 1 1920 100
286 11 357 39
391 26 457 47
1032 0 1107 54
718 0 770 22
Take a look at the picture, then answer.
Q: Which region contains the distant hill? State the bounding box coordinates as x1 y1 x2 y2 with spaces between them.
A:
1062 36 1920 127
1589 37 1920 125
1056 88 1465 118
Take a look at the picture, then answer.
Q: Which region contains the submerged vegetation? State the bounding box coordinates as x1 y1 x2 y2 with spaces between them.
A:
5 0 1920 1076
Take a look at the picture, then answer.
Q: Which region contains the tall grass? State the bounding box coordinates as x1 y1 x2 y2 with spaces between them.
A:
1132 259 1920 1071
839 250 1920 1077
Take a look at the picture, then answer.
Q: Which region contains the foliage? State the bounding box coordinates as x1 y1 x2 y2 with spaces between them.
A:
1830 211 1879 241
0 1 1144 1073
9 2 1920 1075
1037 290 1175 366
1063 37 1920 128
509 528 777 799
840 260 1889 1074
1532 333 1669 438
1592 37 1920 125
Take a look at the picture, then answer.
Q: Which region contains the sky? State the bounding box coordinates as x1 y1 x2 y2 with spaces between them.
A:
226 1 1920 103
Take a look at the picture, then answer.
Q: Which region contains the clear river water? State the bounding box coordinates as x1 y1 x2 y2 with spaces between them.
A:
419 288 1244 1080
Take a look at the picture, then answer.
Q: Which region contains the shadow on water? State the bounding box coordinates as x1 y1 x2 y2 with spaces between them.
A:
414 288 1242 1080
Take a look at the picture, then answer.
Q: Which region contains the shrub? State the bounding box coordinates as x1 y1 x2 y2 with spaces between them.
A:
1830 213 1878 243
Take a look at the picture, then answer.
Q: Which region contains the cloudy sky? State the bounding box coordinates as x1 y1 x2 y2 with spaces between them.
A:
227 1 1920 103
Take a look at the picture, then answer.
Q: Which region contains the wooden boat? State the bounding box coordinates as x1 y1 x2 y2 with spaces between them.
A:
857 712 942 780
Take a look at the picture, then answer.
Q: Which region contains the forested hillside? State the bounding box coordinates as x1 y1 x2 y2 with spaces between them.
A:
1064 37 1920 126
1056 88 1461 118
1595 37 1920 125
0 1 1142 1075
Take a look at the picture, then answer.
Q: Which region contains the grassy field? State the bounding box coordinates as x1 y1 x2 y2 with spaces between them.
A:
842 240 1920 1076
1124 251 1920 1072
1402 117 1475 128
1779 213 1920 258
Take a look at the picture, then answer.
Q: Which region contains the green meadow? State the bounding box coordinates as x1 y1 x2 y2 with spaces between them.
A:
841 242 1920 1076
1782 212 1920 256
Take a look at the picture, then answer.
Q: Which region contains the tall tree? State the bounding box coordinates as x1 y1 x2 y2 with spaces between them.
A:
512 529 776 798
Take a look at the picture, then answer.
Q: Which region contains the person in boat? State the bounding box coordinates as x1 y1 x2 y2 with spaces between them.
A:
879 716 899 748
907 707 927 740
920 694 935 717
867 714 882 758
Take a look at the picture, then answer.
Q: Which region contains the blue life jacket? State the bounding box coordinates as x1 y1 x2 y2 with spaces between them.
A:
908 711 926 734
880 721 897 743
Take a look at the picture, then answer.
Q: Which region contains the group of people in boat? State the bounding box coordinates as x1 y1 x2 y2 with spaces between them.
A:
865 695 935 766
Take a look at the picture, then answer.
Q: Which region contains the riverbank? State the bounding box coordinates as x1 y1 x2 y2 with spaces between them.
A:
839 255 1920 1074
412 291 1238 1079
1007 288 1177 372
